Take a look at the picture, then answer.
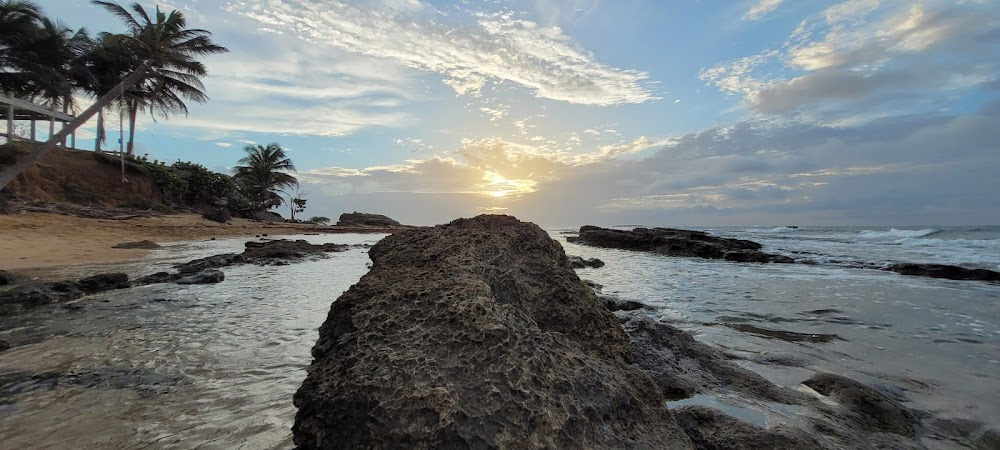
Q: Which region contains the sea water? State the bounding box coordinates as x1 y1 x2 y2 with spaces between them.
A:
0 226 997 448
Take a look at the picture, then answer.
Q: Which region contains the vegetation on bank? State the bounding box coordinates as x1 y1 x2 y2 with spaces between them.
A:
0 0 228 190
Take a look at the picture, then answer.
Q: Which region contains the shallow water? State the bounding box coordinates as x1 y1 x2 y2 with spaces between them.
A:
0 228 998 448
0 234 382 449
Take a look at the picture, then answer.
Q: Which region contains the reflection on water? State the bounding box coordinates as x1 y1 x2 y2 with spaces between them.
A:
0 234 382 449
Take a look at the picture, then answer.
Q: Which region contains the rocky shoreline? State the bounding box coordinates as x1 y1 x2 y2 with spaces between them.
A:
568 225 1000 282
292 215 986 449
0 238 357 316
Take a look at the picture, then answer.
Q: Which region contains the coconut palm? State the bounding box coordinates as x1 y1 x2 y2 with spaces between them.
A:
0 0 44 94
233 143 298 212
0 0 227 189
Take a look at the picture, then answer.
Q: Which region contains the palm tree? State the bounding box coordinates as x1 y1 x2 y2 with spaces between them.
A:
0 0 44 94
233 143 298 213
0 0 227 189
76 32 136 152
121 61 210 155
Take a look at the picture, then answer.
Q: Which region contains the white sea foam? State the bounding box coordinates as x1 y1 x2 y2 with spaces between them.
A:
858 228 940 239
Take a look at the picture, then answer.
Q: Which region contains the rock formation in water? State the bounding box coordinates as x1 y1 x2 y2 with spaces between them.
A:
885 263 1000 282
335 211 403 228
568 226 794 263
566 255 605 268
0 272 130 315
293 215 695 449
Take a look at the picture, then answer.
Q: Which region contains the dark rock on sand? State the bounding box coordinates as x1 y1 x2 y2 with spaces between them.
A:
803 373 920 438
293 215 694 449
112 240 161 250
674 405 822 450
176 269 225 285
567 255 605 268
202 208 231 224
569 226 792 263
885 263 1000 282
334 211 402 227
622 313 807 403
76 273 130 293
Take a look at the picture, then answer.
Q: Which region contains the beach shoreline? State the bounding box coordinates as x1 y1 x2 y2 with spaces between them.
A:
0 211 399 275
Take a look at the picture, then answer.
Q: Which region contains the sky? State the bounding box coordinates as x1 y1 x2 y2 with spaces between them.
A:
26 0 1000 226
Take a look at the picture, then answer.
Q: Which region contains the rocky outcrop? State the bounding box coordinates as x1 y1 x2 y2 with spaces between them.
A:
293 215 694 449
0 273 130 315
803 373 920 438
568 226 794 263
885 263 1000 282
112 240 161 250
335 211 402 228
176 269 225 285
674 405 822 450
243 239 347 263
621 313 807 403
76 273 130 293
567 255 605 268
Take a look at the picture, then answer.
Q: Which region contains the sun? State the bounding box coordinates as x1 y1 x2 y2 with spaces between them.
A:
489 190 509 198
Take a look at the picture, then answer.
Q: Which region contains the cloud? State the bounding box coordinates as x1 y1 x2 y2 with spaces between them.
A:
702 1 1000 119
744 0 784 21
215 142 233 148
230 0 657 106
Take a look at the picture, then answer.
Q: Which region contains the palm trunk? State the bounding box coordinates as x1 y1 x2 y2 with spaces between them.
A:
95 109 104 153
0 60 152 190
127 101 138 156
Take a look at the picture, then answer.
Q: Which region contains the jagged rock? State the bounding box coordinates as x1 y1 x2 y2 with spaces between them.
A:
567 255 605 268
76 273 130 293
202 208 232 224
243 239 347 263
674 405 822 450
112 240 161 249
803 373 920 437
885 263 1000 282
0 339 9 352
175 253 244 274
622 313 807 403
335 211 402 227
176 270 224 285
293 215 694 449
568 226 792 263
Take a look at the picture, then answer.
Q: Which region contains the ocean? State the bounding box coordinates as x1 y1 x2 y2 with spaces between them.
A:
0 225 997 448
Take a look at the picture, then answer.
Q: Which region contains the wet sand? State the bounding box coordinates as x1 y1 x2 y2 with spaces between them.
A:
0 212 363 274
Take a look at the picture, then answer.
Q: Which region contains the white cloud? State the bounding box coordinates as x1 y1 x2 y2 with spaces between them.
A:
215 142 233 148
702 1 1000 118
230 1 657 106
744 0 784 21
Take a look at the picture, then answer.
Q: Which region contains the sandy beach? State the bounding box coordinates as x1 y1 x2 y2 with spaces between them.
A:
0 211 351 272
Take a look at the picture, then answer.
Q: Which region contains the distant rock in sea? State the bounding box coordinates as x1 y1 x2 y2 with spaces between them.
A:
885 263 1000 282
568 225 794 263
334 212 403 228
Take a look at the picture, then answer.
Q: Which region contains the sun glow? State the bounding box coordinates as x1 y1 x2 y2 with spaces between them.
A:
479 171 537 199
